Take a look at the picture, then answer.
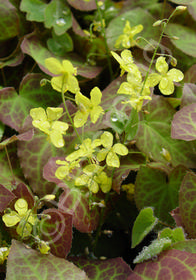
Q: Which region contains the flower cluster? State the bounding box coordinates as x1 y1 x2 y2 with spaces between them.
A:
55 131 128 193
2 198 37 238
115 20 143 49
30 107 69 148
111 49 152 111
147 56 184 95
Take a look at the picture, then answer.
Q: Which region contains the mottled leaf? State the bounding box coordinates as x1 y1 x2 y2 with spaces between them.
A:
171 103 196 141
132 207 158 248
0 73 61 131
165 23 196 57
179 172 196 238
135 165 187 226
106 7 160 50
41 208 73 258
128 249 196 279
0 144 24 190
0 0 19 41
181 83 196 108
6 240 89 280
0 130 34 149
17 130 61 197
58 183 101 233
184 65 196 83
0 184 16 212
172 240 196 253
21 34 102 78
136 95 196 168
69 257 132 280
188 0 196 20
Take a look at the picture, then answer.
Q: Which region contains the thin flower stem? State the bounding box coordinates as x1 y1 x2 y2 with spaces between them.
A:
61 91 83 144
5 146 15 185
94 0 113 81
140 8 178 96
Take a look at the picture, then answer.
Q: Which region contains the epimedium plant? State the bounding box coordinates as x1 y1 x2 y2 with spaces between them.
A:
0 0 196 279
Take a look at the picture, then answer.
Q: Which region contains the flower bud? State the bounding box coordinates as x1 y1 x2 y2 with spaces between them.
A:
176 6 187 12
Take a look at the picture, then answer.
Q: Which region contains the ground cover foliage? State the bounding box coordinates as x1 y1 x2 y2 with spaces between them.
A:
0 0 196 279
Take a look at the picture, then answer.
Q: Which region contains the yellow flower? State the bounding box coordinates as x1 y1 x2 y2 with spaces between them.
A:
117 72 151 112
97 131 128 168
66 138 101 162
2 198 37 238
111 50 140 77
115 20 143 49
38 241 50 255
30 107 69 148
55 159 80 180
75 164 112 193
147 56 184 95
74 87 104 127
45 57 80 94
0 247 9 264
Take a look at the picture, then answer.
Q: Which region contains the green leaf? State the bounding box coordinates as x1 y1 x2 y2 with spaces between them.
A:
159 227 185 243
133 238 171 263
44 0 72 35
165 23 196 58
20 0 46 22
21 34 102 79
125 108 139 140
171 103 196 141
0 74 61 132
110 109 128 134
136 95 196 168
6 240 88 280
132 207 158 248
135 165 187 226
47 32 73 56
106 7 160 50
0 0 19 41
0 121 4 141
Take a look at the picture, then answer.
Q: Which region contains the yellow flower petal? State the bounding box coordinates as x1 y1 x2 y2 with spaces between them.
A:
90 87 102 105
45 58 63 75
2 211 20 227
106 150 120 168
15 198 28 216
46 107 63 122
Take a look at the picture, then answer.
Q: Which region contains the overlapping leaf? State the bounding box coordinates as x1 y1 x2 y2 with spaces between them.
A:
69 257 132 280
6 240 89 280
66 0 97 11
21 34 102 79
179 172 196 238
135 95 196 168
135 165 187 225
0 0 19 41
0 184 16 212
106 7 160 50
128 249 196 279
181 83 196 108
17 130 61 197
41 208 73 258
165 23 196 58
0 73 61 132
171 103 196 141
58 183 101 233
